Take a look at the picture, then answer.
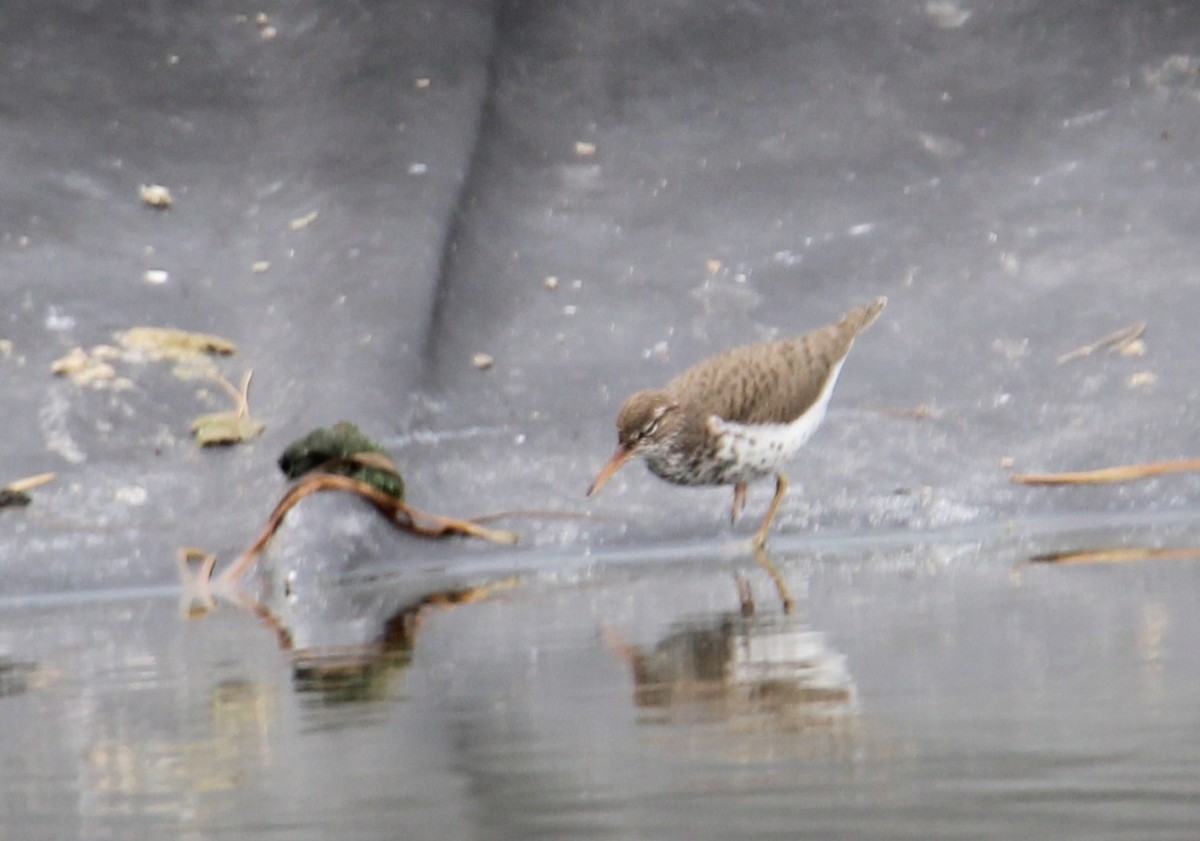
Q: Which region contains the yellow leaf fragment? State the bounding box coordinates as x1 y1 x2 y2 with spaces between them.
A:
51 347 117 387
117 327 237 361
191 411 265 447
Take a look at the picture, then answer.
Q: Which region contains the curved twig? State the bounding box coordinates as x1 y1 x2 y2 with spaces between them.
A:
216 472 519 587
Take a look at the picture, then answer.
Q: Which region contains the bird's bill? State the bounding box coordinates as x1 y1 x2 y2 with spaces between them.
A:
587 445 634 497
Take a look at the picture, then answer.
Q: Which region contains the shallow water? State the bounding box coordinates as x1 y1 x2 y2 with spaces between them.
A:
2 532 1199 841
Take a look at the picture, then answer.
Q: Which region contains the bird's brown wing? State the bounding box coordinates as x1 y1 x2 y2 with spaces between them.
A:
667 298 885 425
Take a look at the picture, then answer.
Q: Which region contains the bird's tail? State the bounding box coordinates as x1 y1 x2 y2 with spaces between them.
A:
840 296 887 336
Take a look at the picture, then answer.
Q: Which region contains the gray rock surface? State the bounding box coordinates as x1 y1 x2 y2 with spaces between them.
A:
3 0 1199 592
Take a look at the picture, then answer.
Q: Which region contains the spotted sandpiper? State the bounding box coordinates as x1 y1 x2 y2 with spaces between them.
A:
588 297 886 548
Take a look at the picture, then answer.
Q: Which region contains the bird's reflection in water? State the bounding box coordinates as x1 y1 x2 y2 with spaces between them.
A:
608 600 857 742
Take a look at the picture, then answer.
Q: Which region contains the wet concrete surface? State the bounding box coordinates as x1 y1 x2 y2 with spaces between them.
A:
3 0 1200 838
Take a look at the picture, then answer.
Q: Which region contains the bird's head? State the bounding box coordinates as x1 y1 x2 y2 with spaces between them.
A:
587 389 680 497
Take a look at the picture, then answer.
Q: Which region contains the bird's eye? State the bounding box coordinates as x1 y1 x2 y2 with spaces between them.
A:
642 419 659 439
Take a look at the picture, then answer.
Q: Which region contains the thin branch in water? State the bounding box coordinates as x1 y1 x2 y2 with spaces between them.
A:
1029 547 1200 565
1011 457 1200 485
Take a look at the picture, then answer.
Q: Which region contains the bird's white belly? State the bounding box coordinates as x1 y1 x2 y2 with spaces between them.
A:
708 408 825 482
706 356 845 484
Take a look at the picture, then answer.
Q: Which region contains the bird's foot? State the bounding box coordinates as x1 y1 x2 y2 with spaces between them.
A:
753 545 794 614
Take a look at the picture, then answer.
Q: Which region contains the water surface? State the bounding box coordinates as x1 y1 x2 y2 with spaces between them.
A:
2 533 1199 840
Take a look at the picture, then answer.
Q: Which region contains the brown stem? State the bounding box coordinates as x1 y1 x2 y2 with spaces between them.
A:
216 473 519 587
1011 458 1200 485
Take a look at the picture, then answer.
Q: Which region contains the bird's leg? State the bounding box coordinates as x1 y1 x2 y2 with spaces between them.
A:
751 472 789 549
730 482 748 524
753 545 794 614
